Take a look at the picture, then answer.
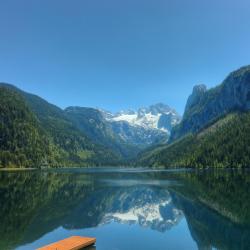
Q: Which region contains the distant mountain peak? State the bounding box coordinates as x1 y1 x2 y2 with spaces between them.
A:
193 84 207 93
101 103 181 136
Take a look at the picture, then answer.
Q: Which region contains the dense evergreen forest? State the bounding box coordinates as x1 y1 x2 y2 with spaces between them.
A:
137 112 250 168
0 86 120 168
0 87 54 168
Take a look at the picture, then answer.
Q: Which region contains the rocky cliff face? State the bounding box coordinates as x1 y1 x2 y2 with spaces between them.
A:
183 84 207 117
170 65 250 141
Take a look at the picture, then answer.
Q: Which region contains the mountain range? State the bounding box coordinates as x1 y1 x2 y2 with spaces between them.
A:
0 83 179 168
1 64 250 168
101 103 180 145
137 65 250 168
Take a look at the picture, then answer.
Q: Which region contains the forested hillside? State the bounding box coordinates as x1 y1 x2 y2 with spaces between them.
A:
1 65 250 169
171 65 250 141
0 85 120 168
137 65 250 168
137 112 250 168
0 87 54 168
65 106 140 158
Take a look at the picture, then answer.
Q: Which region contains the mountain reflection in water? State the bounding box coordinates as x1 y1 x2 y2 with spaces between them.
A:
0 168 249 250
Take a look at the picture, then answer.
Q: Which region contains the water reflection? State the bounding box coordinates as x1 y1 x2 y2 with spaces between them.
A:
0 169 249 250
70 186 183 232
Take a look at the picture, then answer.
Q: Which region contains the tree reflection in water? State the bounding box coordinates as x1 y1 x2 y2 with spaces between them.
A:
0 169 249 250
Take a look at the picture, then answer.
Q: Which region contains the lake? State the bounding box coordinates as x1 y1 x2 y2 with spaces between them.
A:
0 168 249 250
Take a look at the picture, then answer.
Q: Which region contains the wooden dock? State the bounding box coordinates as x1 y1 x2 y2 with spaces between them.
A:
37 236 96 250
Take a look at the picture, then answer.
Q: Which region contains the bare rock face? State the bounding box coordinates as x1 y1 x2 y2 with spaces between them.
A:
184 84 207 117
224 66 250 110
170 65 250 141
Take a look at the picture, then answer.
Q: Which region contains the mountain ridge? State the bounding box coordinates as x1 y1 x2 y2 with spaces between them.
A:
170 65 250 141
104 102 180 133
2 64 250 168
65 103 180 154
0 83 121 167
0 82 179 168
137 65 250 168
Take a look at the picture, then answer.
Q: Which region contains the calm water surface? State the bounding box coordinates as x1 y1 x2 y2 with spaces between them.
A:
0 168 249 250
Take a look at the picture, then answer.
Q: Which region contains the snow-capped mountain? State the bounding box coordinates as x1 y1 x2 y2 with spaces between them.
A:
106 103 180 133
100 103 181 146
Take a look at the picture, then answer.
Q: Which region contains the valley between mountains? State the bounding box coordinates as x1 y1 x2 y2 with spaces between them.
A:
1 65 250 168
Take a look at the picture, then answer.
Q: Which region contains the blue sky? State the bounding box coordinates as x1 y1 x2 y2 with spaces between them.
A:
0 0 250 114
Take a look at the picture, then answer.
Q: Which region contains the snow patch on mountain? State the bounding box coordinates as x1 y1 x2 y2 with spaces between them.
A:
98 103 181 146
104 103 181 134
112 112 164 131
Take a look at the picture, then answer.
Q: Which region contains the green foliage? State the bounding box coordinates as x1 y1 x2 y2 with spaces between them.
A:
0 85 120 168
0 87 55 168
65 107 140 159
138 112 250 168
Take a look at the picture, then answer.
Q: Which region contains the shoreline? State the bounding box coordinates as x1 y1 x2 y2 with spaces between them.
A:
0 168 37 171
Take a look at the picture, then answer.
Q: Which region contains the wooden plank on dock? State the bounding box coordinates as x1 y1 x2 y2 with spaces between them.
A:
37 236 96 250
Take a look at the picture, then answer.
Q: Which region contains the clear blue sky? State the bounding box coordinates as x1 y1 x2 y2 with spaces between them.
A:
0 0 250 114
